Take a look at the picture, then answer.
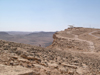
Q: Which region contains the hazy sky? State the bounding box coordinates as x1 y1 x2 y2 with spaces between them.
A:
0 0 100 31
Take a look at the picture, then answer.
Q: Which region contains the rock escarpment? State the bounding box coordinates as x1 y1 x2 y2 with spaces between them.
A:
48 27 100 52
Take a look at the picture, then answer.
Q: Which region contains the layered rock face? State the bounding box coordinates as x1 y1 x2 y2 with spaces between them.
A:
49 32 90 51
48 27 100 52
0 27 100 75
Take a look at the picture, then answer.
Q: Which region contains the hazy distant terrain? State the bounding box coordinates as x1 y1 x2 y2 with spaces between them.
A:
7 31 32 35
0 31 55 47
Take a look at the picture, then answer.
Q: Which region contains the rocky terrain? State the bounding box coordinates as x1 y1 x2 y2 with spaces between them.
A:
48 27 100 52
0 27 100 75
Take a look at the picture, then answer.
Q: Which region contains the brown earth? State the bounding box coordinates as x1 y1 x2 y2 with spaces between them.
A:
0 27 100 75
48 27 100 53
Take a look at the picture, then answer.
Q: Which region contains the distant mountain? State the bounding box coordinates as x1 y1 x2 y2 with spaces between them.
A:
0 32 14 40
0 32 10 35
7 31 32 35
0 31 55 47
27 32 55 37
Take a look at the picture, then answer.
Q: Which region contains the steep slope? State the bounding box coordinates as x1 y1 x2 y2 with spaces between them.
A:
48 27 100 52
0 40 100 75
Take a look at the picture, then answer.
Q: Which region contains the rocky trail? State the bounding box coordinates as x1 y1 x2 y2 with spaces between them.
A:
89 31 100 38
74 31 96 52
56 31 95 52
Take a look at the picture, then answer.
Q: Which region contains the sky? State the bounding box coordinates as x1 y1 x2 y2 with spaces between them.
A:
0 0 100 32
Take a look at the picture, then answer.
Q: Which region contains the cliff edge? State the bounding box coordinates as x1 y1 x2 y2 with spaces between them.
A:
48 27 100 53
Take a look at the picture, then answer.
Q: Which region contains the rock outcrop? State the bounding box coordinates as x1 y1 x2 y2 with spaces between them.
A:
48 27 100 52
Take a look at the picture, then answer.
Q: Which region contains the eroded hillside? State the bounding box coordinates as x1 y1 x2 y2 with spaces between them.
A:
0 27 100 75
48 27 100 53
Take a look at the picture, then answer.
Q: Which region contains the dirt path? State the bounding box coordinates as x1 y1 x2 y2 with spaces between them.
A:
57 31 96 52
73 30 100 52
89 31 100 38
57 30 100 52
74 35 95 52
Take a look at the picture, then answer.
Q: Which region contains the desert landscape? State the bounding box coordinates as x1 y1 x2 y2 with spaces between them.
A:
0 31 55 47
1 0 100 74
0 27 100 75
